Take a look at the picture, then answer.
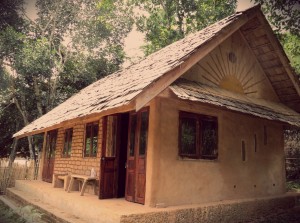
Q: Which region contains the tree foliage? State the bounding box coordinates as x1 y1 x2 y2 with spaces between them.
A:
130 0 237 55
0 0 24 30
281 33 300 75
253 0 300 35
285 127 300 180
0 0 133 158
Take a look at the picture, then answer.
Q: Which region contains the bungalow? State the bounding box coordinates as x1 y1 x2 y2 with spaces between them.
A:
14 5 300 208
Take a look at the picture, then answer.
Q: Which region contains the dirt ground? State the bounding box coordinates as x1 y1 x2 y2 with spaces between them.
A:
247 206 300 223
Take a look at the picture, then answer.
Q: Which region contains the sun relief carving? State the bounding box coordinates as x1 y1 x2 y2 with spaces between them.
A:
195 44 266 96
219 75 244 94
183 32 279 101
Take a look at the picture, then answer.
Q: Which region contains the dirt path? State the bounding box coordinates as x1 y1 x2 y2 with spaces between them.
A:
248 206 300 223
1 198 300 223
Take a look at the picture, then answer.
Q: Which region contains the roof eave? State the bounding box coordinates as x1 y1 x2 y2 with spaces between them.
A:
14 101 136 139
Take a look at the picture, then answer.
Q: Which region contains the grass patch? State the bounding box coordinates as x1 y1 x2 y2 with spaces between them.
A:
287 180 300 191
0 200 25 223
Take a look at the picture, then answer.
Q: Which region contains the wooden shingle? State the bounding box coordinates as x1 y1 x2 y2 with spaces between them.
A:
14 5 300 138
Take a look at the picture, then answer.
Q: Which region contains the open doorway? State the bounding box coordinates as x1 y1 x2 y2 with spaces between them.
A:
99 113 129 199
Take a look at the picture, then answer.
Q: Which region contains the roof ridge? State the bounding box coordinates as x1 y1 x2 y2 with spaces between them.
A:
119 4 262 74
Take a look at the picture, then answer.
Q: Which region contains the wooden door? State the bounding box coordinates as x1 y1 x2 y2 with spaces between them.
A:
100 116 118 199
125 109 149 204
42 130 57 183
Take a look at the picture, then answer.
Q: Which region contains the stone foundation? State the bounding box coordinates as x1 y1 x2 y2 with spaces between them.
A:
121 194 300 223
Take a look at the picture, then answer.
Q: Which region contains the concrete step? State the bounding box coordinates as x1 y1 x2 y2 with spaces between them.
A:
5 187 86 223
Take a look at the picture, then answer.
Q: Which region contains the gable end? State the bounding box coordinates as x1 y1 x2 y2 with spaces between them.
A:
239 12 300 112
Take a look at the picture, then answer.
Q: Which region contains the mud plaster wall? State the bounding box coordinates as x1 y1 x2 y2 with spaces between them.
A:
52 118 103 194
146 97 285 207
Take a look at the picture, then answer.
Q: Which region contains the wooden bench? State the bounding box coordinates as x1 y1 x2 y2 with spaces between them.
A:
52 173 70 191
67 174 98 196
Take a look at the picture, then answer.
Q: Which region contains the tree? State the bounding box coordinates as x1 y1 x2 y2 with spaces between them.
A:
0 0 25 163
253 0 300 36
130 0 237 55
0 0 24 30
0 0 133 164
281 33 300 75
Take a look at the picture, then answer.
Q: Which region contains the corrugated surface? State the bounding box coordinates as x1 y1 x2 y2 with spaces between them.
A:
14 8 247 137
170 79 300 127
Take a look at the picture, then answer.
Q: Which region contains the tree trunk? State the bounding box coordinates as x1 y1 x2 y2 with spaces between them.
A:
13 96 38 177
27 135 36 162
33 77 44 116
175 0 184 38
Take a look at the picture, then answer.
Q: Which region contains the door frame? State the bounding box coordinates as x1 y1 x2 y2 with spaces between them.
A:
99 115 118 199
99 113 129 199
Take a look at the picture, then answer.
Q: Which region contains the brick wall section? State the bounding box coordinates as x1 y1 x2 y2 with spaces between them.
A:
53 118 103 191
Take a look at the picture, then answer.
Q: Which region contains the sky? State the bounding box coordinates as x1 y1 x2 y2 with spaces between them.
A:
23 0 255 63
124 0 255 63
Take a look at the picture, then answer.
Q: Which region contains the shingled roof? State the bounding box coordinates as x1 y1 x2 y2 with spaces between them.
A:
171 79 300 127
14 5 300 138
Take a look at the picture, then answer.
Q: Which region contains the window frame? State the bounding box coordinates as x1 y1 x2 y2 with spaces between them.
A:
62 128 73 158
84 121 99 158
127 107 149 158
178 111 218 160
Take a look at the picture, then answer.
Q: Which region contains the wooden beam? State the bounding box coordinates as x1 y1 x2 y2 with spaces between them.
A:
135 11 259 111
238 29 280 102
255 11 300 97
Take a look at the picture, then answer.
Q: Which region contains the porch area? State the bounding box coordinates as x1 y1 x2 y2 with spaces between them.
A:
5 180 158 223
3 180 300 223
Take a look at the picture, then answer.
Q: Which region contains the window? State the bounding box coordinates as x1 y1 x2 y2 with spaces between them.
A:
46 130 58 159
139 111 149 156
128 108 149 158
84 122 99 157
179 111 218 160
62 128 73 157
129 114 137 157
